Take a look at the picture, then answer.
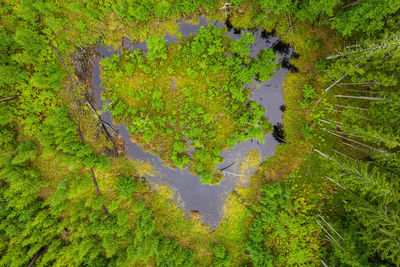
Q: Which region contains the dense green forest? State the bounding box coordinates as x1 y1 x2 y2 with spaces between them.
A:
0 0 399 266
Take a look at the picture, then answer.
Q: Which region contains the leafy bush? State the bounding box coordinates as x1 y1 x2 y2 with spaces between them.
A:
147 36 167 61
247 183 320 266
116 176 137 199
299 84 316 109
301 124 313 140
213 244 231 267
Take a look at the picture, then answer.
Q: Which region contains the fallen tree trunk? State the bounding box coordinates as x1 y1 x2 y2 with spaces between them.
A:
77 122 109 216
28 244 49 267
49 39 119 153
0 96 19 103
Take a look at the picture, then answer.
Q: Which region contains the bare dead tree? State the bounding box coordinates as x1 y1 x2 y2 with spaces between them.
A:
49 39 119 149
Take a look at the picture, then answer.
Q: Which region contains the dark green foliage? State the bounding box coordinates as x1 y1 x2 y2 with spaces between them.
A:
247 183 320 266
332 0 400 36
315 59 327 73
213 244 232 267
116 176 137 199
312 22 400 266
1 0 400 266
39 107 110 170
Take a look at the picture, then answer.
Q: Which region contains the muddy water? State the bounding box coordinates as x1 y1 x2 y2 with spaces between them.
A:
91 18 293 227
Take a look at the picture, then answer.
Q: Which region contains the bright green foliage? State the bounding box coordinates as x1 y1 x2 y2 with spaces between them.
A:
332 0 400 36
147 36 167 61
12 140 38 165
116 176 137 199
39 107 110 170
213 244 232 267
252 49 276 82
296 0 339 21
232 32 254 58
154 1 172 19
156 239 194 266
247 183 320 266
101 25 276 183
256 0 296 15
299 84 316 109
300 123 313 140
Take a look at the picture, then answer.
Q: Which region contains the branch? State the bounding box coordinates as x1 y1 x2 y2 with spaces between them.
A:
271 20 300 48
0 95 19 103
222 171 242 177
311 72 349 110
334 95 386 100
312 62 362 110
28 244 49 267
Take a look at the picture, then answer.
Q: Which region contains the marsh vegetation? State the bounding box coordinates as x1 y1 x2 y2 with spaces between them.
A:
1 0 399 266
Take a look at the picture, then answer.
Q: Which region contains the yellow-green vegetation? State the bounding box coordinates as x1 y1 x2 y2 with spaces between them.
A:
1 0 400 266
101 25 276 184
215 13 343 267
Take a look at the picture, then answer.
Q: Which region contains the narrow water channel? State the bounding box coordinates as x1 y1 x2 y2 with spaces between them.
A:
91 17 293 227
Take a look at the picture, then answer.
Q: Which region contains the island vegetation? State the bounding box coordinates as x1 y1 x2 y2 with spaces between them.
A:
101 25 275 183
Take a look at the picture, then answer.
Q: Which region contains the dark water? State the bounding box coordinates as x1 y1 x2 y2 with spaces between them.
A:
91 18 293 227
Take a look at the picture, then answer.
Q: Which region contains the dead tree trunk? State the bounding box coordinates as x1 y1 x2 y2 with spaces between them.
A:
49 39 119 153
28 244 49 267
0 96 19 103
77 122 109 216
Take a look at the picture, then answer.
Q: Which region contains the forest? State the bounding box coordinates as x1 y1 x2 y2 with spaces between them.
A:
0 0 399 266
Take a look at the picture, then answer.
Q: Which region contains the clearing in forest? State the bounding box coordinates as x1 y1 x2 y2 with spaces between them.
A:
101 25 277 183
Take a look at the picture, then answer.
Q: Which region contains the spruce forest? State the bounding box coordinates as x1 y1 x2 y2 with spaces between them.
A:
0 0 399 266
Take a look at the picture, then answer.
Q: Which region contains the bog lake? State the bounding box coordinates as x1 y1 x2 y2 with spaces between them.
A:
91 17 294 227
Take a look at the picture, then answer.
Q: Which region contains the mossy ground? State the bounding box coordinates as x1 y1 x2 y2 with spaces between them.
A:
31 9 342 266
